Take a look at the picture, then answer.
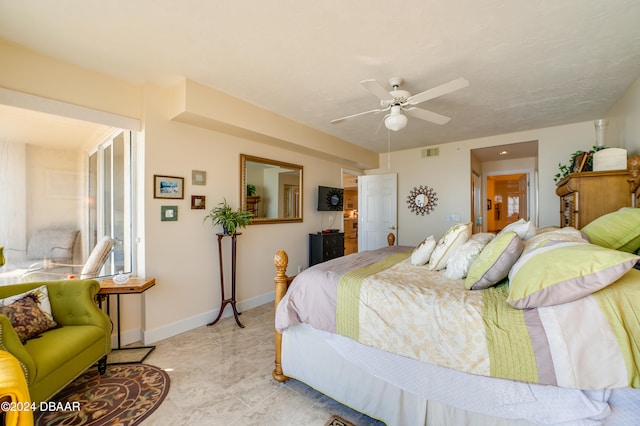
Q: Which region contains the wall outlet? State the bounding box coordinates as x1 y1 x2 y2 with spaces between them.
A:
297 265 303 274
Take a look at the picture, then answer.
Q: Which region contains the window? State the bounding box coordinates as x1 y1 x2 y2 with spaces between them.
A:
88 130 134 275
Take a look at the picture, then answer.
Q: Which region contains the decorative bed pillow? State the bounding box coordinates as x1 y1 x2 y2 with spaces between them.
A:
411 236 436 266
0 285 54 322
507 242 639 309
0 295 58 343
464 231 523 290
582 208 640 253
428 223 472 271
522 227 587 256
443 233 495 280
500 219 536 240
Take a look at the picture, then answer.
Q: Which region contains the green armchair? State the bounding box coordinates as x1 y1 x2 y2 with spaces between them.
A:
0 279 111 403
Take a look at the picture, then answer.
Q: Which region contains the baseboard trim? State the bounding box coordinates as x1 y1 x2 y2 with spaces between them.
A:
141 291 275 345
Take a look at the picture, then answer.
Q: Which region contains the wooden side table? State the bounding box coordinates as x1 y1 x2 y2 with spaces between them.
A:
208 233 244 328
98 276 156 363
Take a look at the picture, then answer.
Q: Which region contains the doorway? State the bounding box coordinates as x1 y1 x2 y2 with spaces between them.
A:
486 173 528 233
342 171 360 255
470 140 539 233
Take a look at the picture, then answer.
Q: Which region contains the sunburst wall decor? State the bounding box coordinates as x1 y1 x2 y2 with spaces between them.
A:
406 185 438 215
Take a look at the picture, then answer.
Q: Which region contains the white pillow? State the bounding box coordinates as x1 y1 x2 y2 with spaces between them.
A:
500 219 536 240
428 223 472 271
443 233 495 280
411 236 436 266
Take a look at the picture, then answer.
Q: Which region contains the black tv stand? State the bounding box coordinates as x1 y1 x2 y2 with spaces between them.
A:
309 232 344 266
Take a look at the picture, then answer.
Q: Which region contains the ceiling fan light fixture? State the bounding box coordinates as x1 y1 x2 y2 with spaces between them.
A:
385 106 407 131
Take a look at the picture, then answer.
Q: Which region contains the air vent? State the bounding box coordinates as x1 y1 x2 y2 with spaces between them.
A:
422 147 440 158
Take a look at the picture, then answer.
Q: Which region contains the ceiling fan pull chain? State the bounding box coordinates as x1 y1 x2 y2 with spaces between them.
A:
387 130 391 169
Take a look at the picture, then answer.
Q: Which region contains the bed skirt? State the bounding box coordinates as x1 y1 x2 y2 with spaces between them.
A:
282 324 639 426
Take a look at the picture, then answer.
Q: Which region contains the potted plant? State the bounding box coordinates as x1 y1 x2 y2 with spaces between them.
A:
247 184 257 196
204 198 253 235
554 146 607 183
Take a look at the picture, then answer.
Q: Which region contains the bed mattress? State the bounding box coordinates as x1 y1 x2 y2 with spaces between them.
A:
282 323 640 426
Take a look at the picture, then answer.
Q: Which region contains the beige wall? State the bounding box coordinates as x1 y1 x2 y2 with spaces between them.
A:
0 39 141 123
606 76 640 154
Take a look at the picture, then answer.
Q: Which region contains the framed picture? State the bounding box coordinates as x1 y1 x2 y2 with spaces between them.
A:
191 195 206 209
572 152 589 173
161 206 178 221
487 199 492 210
192 170 207 185
154 175 184 199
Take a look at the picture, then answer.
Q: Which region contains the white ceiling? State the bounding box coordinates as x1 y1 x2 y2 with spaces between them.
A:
1 0 640 154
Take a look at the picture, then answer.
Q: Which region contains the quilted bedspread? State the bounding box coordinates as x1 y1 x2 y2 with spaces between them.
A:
275 247 640 390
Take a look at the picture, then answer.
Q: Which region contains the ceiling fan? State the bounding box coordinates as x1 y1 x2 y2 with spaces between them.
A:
331 77 469 131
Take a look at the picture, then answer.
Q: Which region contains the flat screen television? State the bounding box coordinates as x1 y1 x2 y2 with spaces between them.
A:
317 186 344 211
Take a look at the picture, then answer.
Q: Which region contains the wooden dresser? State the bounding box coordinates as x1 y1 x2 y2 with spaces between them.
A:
555 170 632 229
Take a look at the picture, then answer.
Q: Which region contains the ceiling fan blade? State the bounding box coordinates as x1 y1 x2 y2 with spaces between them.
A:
331 107 387 124
406 78 469 105
360 79 395 101
405 107 451 125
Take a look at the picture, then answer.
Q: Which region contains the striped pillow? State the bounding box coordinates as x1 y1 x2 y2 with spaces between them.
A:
465 231 522 290
507 242 639 309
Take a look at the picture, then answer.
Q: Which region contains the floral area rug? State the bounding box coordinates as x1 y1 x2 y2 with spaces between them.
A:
35 363 170 426
325 415 356 426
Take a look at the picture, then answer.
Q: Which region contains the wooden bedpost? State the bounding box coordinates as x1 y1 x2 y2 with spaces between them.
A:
387 232 395 246
273 250 290 382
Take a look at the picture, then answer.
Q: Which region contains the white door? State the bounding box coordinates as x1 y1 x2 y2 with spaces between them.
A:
358 173 397 251
472 172 482 233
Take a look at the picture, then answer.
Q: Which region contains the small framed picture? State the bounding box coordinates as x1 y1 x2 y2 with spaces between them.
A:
154 175 184 199
191 195 206 209
572 152 589 173
192 170 207 186
161 206 178 221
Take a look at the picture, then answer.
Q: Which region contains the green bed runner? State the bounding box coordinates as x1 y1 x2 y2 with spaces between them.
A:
336 252 411 340
482 282 538 383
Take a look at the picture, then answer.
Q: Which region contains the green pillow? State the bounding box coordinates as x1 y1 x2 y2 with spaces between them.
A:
582 208 640 253
465 231 523 290
507 242 639 309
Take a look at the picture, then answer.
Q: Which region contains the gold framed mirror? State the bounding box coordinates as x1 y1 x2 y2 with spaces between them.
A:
240 154 303 224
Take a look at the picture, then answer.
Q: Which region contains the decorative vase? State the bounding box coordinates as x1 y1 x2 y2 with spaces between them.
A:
594 119 608 147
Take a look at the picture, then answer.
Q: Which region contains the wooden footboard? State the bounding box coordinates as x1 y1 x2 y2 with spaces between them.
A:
273 233 397 382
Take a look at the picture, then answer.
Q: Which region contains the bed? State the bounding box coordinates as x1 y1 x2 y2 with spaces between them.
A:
272 176 640 426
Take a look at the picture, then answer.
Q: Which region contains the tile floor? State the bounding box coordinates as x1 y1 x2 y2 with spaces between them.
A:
142 302 385 425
